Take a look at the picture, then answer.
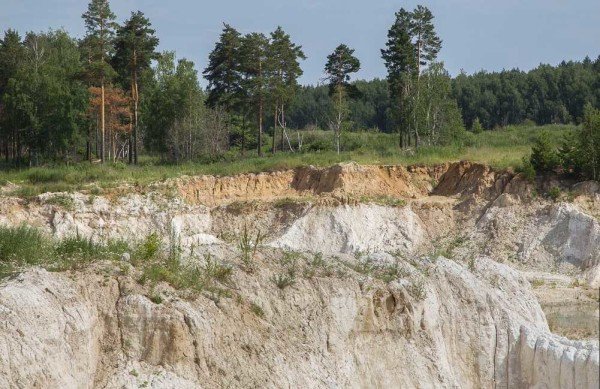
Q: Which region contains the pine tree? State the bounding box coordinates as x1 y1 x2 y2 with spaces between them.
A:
82 0 118 163
0 29 25 163
203 24 242 111
113 11 159 164
409 5 442 149
324 44 360 154
268 26 305 153
580 103 600 180
471 117 483 134
381 8 416 147
409 5 442 78
239 32 271 157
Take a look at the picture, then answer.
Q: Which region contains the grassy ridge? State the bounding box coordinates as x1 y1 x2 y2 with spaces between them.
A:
0 124 575 196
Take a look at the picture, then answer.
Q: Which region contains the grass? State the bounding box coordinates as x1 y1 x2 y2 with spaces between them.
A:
359 195 407 207
0 124 576 196
250 302 265 318
0 226 128 277
238 224 263 273
0 226 232 299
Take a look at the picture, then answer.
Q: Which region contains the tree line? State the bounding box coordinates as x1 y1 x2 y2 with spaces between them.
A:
0 0 598 167
287 57 600 134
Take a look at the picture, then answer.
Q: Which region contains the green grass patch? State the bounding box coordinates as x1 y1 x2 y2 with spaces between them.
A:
0 125 576 196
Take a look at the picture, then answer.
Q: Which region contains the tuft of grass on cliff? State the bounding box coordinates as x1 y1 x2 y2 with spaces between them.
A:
0 124 575 196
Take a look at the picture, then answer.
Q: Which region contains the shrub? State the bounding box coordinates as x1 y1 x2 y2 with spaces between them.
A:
516 156 536 181
272 273 295 289
530 131 559 173
203 254 233 284
471 118 484 134
239 224 263 272
548 187 561 201
409 279 427 301
135 233 162 262
250 302 265 318
45 194 75 210
374 262 408 283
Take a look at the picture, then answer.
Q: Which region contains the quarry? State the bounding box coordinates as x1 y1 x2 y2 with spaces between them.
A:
0 161 598 388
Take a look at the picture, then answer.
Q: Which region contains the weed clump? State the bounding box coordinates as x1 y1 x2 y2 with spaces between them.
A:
250 302 265 318
238 224 263 272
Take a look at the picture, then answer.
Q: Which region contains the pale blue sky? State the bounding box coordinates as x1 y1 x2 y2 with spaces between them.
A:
1 0 599 85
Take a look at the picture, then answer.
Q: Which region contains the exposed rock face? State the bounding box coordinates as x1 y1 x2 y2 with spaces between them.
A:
1 257 596 389
0 162 598 387
474 200 600 279
271 204 428 255
174 162 447 206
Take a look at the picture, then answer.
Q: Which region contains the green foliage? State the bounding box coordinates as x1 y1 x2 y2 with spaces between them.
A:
272 273 295 289
516 156 536 181
0 226 49 269
409 279 427 301
135 233 162 262
348 253 375 275
272 250 300 289
359 195 406 207
374 262 409 283
44 194 75 210
324 44 361 154
250 302 265 318
238 224 263 272
203 254 233 284
530 131 559 173
471 118 484 134
453 59 599 130
579 104 600 180
1 29 88 164
203 24 243 111
0 225 130 277
112 11 159 88
548 187 561 201
0 124 578 195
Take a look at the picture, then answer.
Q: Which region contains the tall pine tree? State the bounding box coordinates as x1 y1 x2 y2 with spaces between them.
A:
268 26 305 153
239 32 271 157
113 11 159 164
381 8 416 148
204 24 243 112
324 44 360 154
0 30 25 163
410 5 442 78
82 0 118 163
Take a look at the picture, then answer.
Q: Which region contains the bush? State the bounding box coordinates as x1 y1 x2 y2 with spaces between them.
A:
548 187 561 201
250 302 265 318
135 233 162 262
471 118 484 134
516 156 536 181
272 273 295 289
530 131 559 173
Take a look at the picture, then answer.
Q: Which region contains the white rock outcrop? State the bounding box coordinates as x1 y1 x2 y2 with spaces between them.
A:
0 257 597 388
270 204 428 255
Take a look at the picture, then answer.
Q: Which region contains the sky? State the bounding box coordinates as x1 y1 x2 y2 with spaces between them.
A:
1 0 599 86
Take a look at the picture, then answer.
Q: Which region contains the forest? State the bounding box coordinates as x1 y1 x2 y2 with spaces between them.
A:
0 0 599 181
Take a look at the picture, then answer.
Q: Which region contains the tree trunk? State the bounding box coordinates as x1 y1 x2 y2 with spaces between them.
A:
279 105 284 152
257 59 264 157
258 101 263 157
272 105 277 154
133 64 139 165
87 122 92 162
241 114 246 156
100 78 106 163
